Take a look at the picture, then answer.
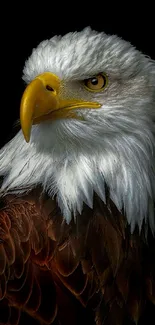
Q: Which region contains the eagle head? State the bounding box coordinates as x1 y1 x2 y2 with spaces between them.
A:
0 27 155 232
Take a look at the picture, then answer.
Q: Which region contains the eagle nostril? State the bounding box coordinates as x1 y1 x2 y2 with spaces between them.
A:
46 85 54 91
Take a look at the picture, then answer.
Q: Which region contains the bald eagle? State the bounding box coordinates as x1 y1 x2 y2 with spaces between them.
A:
0 27 155 325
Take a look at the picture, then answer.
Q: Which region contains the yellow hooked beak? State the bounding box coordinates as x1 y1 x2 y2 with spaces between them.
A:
20 72 101 142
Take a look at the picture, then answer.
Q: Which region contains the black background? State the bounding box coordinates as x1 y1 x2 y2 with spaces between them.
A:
1 5 155 148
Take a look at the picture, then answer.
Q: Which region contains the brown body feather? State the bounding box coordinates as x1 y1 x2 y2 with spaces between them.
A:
0 189 155 325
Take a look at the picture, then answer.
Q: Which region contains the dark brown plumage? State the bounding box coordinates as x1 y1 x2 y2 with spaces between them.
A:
0 188 155 325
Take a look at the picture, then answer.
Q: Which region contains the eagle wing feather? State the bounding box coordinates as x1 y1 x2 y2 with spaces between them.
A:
0 189 155 324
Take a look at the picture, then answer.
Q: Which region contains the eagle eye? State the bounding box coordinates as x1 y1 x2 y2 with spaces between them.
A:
83 73 108 92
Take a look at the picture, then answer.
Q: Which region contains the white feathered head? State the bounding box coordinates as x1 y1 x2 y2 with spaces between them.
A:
0 27 155 232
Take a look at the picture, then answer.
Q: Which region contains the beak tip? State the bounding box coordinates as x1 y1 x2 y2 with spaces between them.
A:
22 131 30 143
25 136 30 143
20 120 31 143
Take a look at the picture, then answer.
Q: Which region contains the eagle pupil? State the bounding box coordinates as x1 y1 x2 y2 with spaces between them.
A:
91 78 98 85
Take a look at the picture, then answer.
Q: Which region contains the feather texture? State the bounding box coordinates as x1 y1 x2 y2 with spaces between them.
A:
0 189 155 324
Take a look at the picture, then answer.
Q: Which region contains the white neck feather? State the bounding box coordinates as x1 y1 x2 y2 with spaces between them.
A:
0 111 155 233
